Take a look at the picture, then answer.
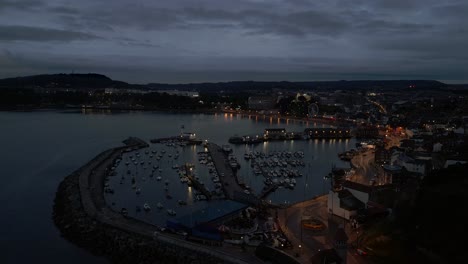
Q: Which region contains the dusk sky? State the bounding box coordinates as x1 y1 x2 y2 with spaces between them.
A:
1 0 467 83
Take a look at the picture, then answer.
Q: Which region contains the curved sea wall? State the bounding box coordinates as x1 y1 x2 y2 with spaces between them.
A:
53 138 245 264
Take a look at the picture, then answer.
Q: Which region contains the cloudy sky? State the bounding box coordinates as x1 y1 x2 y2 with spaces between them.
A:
0 0 467 83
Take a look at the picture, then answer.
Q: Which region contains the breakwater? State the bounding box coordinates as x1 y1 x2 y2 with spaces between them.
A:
53 137 251 264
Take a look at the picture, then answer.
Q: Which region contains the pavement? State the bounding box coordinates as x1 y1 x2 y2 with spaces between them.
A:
349 149 387 185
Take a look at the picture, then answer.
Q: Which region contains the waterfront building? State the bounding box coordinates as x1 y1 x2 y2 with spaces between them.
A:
327 189 364 220
304 128 351 139
264 128 286 139
342 181 371 206
355 125 379 138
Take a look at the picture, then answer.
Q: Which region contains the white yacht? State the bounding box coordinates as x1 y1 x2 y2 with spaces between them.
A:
167 209 176 216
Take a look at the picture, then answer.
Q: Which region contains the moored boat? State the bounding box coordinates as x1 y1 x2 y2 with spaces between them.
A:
167 209 176 216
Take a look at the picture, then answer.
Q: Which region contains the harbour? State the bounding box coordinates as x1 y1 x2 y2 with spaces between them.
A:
2 111 353 264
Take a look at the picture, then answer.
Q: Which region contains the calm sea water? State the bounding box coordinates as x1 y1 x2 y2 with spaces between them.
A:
0 110 353 263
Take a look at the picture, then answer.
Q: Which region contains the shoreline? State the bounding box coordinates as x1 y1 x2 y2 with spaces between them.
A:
1 106 354 127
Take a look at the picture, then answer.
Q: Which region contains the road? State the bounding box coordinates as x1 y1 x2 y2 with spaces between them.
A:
349 149 378 185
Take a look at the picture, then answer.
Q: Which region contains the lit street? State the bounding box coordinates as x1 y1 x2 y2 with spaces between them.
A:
349 149 382 185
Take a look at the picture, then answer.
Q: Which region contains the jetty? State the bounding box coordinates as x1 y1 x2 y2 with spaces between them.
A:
184 164 212 200
150 135 202 145
205 143 253 200
259 184 279 199
205 142 278 208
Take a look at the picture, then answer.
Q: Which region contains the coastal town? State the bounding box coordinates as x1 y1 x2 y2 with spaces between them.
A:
45 76 468 264
2 0 468 262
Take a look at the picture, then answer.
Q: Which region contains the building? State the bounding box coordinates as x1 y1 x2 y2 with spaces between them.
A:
342 181 372 206
155 90 199 97
444 160 467 168
248 96 276 110
381 164 418 187
181 132 197 140
463 116 468 135
355 125 379 138
304 128 351 139
264 128 286 139
328 189 365 220
391 100 408 111
374 146 390 164
391 152 429 177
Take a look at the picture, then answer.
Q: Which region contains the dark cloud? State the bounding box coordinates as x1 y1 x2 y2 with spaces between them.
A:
0 0 44 11
239 10 349 37
354 20 433 34
48 6 79 15
0 25 99 42
372 32 468 60
371 0 426 10
430 2 468 19
0 0 466 82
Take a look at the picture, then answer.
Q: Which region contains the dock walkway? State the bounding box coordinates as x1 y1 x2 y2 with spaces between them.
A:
206 143 245 200
184 164 212 200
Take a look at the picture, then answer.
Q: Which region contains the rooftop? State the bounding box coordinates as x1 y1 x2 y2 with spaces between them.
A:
343 180 372 194
338 189 365 210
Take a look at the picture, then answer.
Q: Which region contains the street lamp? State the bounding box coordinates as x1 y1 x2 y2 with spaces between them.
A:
356 231 360 249
298 244 302 255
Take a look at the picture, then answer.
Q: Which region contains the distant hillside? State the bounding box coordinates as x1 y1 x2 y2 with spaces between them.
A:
0 73 450 92
0 73 133 89
147 80 448 93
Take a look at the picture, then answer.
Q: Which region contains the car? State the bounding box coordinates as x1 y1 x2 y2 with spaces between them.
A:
302 219 325 230
356 248 368 256
152 231 160 238
303 222 323 229
176 230 188 236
